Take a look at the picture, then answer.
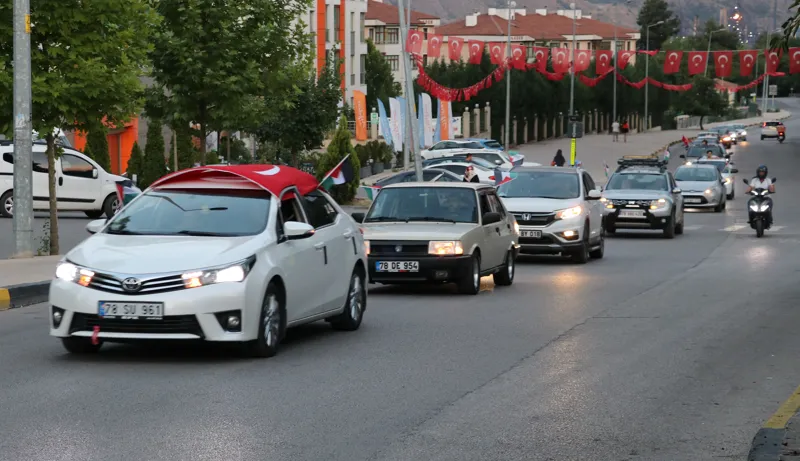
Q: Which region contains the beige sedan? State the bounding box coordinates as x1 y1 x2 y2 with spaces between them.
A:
351 182 521 295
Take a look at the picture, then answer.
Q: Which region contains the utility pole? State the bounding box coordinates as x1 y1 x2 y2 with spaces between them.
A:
504 1 516 152
569 3 576 116
396 0 422 180
612 1 631 126
12 0 34 258
644 21 664 133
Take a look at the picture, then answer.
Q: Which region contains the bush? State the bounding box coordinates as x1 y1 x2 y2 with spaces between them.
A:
87 123 111 171
139 118 167 189
316 116 360 203
354 144 371 165
220 136 252 164
127 141 144 183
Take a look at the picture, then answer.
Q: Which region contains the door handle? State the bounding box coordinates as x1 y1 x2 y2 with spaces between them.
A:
495 227 501 234
314 243 325 250
343 229 353 239
58 177 63 186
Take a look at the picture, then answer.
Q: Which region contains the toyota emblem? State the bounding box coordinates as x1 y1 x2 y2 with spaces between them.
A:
395 245 402 252
121 277 142 293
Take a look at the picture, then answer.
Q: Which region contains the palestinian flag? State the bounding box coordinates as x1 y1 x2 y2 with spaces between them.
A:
509 152 525 167
361 185 381 200
320 154 354 191
494 168 517 186
603 162 610 178
115 179 142 208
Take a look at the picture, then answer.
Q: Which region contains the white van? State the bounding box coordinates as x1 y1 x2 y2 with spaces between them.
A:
0 141 126 218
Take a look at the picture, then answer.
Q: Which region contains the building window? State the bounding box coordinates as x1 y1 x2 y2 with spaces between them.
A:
374 27 385 44
423 28 428 39
360 13 365 42
333 5 340 40
351 12 354 32
386 55 400 71
387 28 399 44
368 27 374 41
351 30 355 55
351 73 355 85
309 11 314 32
360 54 366 84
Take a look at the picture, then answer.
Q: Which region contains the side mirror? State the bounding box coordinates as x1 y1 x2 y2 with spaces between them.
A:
284 221 315 240
86 219 106 234
731 168 739 174
351 212 365 223
679 154 686 159
742 178 749 184
672 187 682 194
587 189 602 200
482 211 502 225
495 159 503 165
92 168 98 179
772 177 777 183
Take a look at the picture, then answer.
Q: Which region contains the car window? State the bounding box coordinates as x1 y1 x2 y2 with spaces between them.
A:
497 170 580 199
365 186 478 223
605 173 668 191
61 153 95 179
687 145 723 158
484 140 503 149
699 161 727 172
439 164 467 176
478 192 492 217
1 151 49 173
463 142 484 149
106 189 271 236
486 192 506 217
583 172 597 192
422 170 441 181
674 167 717 181
435 173 460 182
302 190 338 228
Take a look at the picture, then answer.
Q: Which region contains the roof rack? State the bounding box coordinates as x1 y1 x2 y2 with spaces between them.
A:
615 157 667 173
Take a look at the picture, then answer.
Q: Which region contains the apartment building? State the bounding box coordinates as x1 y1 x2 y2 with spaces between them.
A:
435 8 640 66
307 0 369 108
364 0 441 89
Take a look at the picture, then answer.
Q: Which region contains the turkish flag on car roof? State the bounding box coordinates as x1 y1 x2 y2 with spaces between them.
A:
663 50 682 74
714 51 733 78
687 51 708 75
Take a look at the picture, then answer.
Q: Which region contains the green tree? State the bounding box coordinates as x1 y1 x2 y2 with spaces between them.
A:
700 20 740 52
148 0 311 163
773 1 800 50
675 76 728 129
637 0 681 51
127 142 145 184
0 0 156 255
316 116 360 204
140 119 167 189
365 39 402 111
86 123 111 172
170 125 197 170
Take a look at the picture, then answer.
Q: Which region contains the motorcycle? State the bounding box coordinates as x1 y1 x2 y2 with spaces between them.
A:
742 177 777 238
778 132 785 143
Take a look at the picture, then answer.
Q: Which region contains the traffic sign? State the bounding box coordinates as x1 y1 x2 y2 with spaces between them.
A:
568 121 584 139
769 85 778 96
370 112 379 126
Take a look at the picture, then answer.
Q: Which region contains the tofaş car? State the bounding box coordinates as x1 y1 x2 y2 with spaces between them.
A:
697 158 738 199
761 121 785 140
674 163 727 212
354 182 520 295
49 165 368 358
497 166 605 263
601 158 685 238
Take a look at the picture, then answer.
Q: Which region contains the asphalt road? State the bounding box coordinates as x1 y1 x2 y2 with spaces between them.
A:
3 102 800 460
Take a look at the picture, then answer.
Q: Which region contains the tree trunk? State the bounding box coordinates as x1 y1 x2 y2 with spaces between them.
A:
226 134 231 164
46 134 60 255
199 121 207 165
699 116 704 130
291 147 298 167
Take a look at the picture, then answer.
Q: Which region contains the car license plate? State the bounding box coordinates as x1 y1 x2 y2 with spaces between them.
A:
619 210 645 218
376 261 419 272
520 230 542 238
685 198 701 204
99 301 164 319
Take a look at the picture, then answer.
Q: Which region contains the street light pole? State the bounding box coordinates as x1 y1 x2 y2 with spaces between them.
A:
704 29 721 77
611 0 631 126
396 0 423 180
569 3 576 116
644 20 663 133
12 0 34 258
504 1 516 152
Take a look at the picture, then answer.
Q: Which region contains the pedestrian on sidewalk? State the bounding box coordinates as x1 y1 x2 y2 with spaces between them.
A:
551 149 566 167
621 120 630 143
612 119 620 142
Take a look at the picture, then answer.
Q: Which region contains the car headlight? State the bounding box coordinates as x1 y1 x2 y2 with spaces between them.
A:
428 241 464 255
55 261 94 287
741 130 747 136
555 206 582 220
513 221 520 235
704 189 713 195
181 257 255 289
649 198 668 209
724 177 731 184
599 197 608 203
364 240 370 256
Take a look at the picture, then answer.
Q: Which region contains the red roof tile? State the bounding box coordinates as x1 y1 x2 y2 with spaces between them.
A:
366 0 439 25
437 12 638 40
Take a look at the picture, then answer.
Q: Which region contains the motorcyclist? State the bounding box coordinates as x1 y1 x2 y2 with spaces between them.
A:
746 165 775 224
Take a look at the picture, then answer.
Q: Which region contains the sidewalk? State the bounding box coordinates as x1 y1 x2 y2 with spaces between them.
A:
0 255 59 310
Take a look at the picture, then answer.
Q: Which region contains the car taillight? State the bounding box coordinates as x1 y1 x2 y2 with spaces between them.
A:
488 175 495 180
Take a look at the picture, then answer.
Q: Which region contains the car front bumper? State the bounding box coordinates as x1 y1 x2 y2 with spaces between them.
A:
368 254 474 284
517 218 588 254
682 192 722 208
49 278 256 343
602 205 672 230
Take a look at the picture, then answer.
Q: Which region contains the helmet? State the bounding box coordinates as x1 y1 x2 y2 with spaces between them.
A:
756 165 767 178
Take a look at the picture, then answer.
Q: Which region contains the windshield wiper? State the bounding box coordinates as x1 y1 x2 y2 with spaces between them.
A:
364 217 403 222
106 229 147 235
532 195 569 199
405 216 456 223
173 230 228 236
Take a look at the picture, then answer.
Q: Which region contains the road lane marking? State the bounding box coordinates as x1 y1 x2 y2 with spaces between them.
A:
764 384 800 429
682 225 704 230
771 225 785 232
722 224 748 232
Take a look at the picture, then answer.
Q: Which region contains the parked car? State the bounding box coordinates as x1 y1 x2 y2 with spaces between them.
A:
423 149 522 169
682 143 728 160
353 182 520 294
374 168 462 187
420 140 489 160
0 141 126 218
464 138 504 150
49 165 368 357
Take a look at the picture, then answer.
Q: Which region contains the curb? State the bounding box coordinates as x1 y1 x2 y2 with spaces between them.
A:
0 280 50 311
748 384 800 460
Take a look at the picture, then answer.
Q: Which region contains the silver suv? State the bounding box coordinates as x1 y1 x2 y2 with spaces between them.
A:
353 182 520 295
601 158 685 238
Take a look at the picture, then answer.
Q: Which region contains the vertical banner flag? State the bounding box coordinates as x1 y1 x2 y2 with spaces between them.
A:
766 49 782 73
377 99 393 149
713 51 733 78
489 42 506 65
533 47 549 72
790 47 800 74
617 50 635 69
551 48 569 73
422 93 434 147
663 51 683 74
353 90 367 141
405 29 423 54
449 37 464 61
440 99 451 141
428 34 443 59
388 98 403 152
397 96 408 150
687 51 708 75
433 101 441 144
596 50 612 74
510 44 527 70
468 40 484 65
739 50 757 76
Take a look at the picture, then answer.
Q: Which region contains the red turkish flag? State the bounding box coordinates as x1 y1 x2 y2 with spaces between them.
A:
687 51 708 75
790 48 800 74
489 42 506 65
617 50 634 69
574 50 591 72
533 47 549 72
468 40 484 64
663 50 682 74
510 44 527 70
551 48 570 73
766 49 782 73
738 50 757 76
714 51 733 78
448 37 464 62
595 50 612 74
427 34 443 59
405 29 423 54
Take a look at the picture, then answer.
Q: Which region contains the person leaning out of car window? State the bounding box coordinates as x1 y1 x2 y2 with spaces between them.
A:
463 166 479 182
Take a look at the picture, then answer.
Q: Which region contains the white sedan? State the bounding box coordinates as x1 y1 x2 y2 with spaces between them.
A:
49 165 368 358
424 162 496 184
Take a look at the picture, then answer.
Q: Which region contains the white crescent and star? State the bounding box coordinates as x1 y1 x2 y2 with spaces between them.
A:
471 44 480 55
599 53 609 62
556 51 566 62
692 54 703 63
492 45 502 57
535 50 544 60
256 166 280 176
512 48 523 58
668 52 678 62
793 51 800 63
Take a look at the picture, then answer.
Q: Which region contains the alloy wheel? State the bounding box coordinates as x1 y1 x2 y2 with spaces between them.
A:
263 294 281 348
3 196 12 216
349 274 363 321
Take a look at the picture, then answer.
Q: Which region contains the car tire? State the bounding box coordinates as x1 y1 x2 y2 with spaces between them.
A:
675 218 684 235
604 220 616 234
84 210 104 219
493 250 515 286
761 135 765 140
572 224 590 264
102 194 119 218
61 337 102 354
0 191 12 218
714 200 724 212
663 212 676 239
458 253 481 295
246 282 285 358
589 228 605 259
329 268 366 331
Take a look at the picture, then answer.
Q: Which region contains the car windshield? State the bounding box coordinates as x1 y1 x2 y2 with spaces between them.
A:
675 167 717 182
687 145 723 158
484 140 503 149
497 171 580 199
365 187 478 223
606 173 668 191
105 189 271 236
376 172 410 186
699 160 727 172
